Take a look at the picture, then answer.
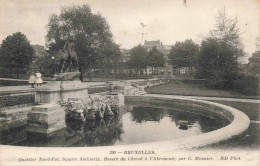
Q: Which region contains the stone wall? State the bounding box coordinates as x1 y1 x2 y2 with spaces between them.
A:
0 78 46 86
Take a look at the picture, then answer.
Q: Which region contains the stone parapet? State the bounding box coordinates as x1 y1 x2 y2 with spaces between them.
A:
36 81 88 104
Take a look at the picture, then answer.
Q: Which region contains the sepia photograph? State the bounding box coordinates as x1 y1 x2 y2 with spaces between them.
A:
0 0 259 165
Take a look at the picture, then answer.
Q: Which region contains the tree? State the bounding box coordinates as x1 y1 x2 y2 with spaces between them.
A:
34 54 56 76
0 32 35 78
169 39 199 74
195 8 246 90
247 51 260 77
197 38 238 89
46 4 119 79
210 8 245 62
147 47 165 75
102 42 122 75
129 45 147 78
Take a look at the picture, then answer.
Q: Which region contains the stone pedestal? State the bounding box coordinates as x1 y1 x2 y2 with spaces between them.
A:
30 80 89 135
27 104 66 136
36 81 88 104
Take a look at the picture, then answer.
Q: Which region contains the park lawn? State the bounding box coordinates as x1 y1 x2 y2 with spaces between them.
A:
145 80 258 99
207 100 260 121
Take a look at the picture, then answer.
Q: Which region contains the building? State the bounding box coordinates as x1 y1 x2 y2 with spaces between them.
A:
143 40 173 75
119 40 174 77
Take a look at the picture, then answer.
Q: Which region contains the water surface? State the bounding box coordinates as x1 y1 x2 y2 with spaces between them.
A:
0 105 229 147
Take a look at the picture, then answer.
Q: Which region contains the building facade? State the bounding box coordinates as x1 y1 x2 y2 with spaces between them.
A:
120 40 174 76
143 40 173 76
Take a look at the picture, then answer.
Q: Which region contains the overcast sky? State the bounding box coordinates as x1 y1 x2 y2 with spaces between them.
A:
0 0 259 57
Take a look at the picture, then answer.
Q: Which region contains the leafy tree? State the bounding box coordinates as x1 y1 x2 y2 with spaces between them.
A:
34 55 56 76
196 8 246 90
210 8 245 62
102 42 122 75
197 38 238 89
129 45 147 78
0 32 35 78
46 4 119 78
147 47 165 75
169 39 199 74
247 51 260 76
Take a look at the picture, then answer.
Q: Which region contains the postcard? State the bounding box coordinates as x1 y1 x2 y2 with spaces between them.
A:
0 0 259 165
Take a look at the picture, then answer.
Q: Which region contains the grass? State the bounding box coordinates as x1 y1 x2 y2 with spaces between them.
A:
207 100 260 121
145 80 259 99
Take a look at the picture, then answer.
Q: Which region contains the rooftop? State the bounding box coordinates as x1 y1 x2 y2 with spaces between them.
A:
144 40 161 48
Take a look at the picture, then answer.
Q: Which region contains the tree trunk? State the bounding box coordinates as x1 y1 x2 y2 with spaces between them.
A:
135 68 138 78
115 64 118 76
79 67 84 82
16 67 19 79
9 66 12 77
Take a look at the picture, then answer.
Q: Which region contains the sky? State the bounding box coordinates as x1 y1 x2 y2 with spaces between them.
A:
0 0 259 59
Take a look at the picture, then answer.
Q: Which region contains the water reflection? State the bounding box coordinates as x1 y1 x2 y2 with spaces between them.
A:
131 107 165 122
0 125 27 145
131 106 200 130
15 116 123 147
130 106 229 133
63 117 124 147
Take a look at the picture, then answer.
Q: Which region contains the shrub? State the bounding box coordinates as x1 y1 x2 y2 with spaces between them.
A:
233 74 259 96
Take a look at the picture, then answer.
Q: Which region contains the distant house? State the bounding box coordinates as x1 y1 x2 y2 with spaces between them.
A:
119 40 174 76
144 40 164 52
143 40 173 75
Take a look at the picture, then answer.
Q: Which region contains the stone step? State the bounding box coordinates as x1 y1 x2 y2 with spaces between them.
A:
0 103 34 111
0 106 31 118
31 104 62 113
28 109 65 124
0 120 27 131
0 106 31 128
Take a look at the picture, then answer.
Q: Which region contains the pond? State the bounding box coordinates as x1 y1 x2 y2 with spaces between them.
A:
0 104 229 147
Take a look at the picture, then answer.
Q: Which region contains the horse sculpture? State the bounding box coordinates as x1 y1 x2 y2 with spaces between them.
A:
55 39 79 73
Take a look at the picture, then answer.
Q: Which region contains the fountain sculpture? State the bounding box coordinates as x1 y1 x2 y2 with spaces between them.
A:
59 95 120 122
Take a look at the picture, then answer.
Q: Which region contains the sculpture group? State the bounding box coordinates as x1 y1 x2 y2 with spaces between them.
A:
59 96 120 122
55 38 79 74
